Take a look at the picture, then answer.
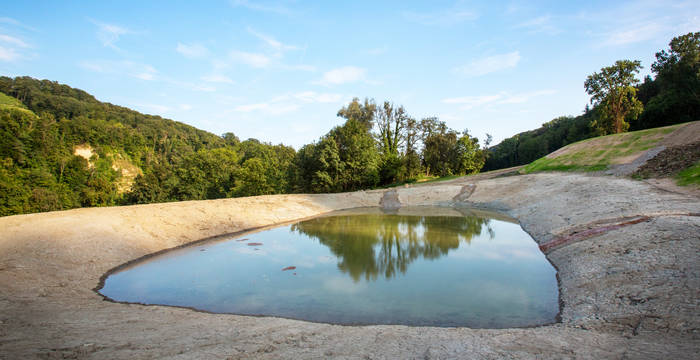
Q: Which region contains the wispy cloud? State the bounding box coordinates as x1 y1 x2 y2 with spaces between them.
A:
364 47 387 56
0 46 20 62
80 60 157 81
442 90 556 110
234 91 345 115
0 17 38 32
235 102 299 114
453 51 521 77
247 27 298 54
293 91 343 103
588 1 700 47
0 34 29 48
230 0 295 16
602 23 663 46
90 20 132 50
403 3 478 26
0 34 30 62
0 20 34 62
315 66 368 86
176 42 209 58
515 15 559 34
201 74 234 84
229 50 271 68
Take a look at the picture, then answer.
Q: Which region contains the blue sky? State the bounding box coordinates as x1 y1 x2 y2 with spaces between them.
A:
1 1 698 148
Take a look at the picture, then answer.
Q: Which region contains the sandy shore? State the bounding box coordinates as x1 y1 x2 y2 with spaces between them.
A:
0 173 698 359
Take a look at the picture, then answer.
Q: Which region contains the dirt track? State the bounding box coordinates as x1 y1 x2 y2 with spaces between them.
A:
0 173 698 359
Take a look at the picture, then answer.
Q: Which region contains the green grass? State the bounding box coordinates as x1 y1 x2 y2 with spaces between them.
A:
0 92 25 108
522 124 685 174
676 161 700 186
380 174 463 189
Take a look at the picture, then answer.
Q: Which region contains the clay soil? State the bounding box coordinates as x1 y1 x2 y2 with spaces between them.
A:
1 173 699 359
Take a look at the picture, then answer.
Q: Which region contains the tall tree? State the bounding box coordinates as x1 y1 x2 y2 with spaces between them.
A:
374 101 407 157
585 60 644 135
337 97 376 130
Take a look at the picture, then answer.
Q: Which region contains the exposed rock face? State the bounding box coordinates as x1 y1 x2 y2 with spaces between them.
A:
0 173 698 359
379 189 401 210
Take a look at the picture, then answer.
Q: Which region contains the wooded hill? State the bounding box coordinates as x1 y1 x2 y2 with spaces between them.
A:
484 32 700 171
1 32 697 216
0 77 487 216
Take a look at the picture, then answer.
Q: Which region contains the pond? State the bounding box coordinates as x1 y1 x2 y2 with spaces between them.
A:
98 207 559 328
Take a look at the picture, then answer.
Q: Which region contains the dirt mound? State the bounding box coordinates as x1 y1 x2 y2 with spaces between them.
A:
634 141 700 178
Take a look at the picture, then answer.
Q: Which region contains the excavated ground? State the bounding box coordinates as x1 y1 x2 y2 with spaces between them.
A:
0 173 698 359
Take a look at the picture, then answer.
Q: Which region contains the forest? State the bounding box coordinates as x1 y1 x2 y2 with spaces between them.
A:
0 77 485 216
484 32 700 171
1 32 698 216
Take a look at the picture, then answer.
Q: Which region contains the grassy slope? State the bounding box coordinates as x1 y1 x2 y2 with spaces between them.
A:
676 161 700 186
522 124 683 173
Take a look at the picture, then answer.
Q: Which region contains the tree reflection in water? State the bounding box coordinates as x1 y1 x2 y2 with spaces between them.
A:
292 214 493 282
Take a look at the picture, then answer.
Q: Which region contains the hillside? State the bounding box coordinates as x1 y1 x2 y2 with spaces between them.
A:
0 76 295 216
0 76 494 217
521 121 700 186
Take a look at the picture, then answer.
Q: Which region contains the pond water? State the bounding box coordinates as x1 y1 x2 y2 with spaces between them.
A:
99 207 559 328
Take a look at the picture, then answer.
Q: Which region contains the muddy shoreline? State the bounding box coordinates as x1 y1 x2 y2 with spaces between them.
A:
1 173 698 359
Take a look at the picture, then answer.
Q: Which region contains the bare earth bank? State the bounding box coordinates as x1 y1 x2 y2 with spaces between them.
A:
0 173 698 359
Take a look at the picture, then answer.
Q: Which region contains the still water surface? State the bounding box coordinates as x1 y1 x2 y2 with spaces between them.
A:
99 207 558 328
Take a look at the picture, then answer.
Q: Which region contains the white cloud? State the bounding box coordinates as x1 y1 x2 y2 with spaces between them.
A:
0 33 31 62
234 91 344 115
230 0 295 16
280 63 316 72
442 90 556 110
442 95 503 109
515 15 559 34
453 51 521 77
365 47 387 55
498 90 556 104
403 6 477 26
247 27 298 53
235 102 299 115
315 66 367 86
293 91 342 103
0 34 29 48
0 17 38 32
0 45 19 61
90 20 131 50
180 104 193 111
201 74 234 84
603 23 663 46
176 42 209 58
229 50 271 68
80 60 157 81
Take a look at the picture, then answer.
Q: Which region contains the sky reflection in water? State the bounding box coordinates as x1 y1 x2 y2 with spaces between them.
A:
100 207 558 328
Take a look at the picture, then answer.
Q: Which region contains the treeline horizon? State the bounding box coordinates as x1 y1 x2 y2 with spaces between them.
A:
0 77 487 216
1 32 697 216
484 32 699 171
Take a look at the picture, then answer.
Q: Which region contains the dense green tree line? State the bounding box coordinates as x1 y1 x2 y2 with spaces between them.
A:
484 32 700 171
0 77 487 216
291 98 487 193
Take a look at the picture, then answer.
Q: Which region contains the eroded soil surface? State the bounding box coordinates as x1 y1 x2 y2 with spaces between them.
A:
0 173 698 359
634 141 700 178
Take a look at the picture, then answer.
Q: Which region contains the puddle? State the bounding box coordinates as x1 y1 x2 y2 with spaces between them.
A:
98 207 558 328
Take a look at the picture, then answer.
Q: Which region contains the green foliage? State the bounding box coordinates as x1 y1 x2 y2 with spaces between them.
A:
0 76 296 215
585 60 644 135
484 114 594 171
634 32 700 130
676 161 700 186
